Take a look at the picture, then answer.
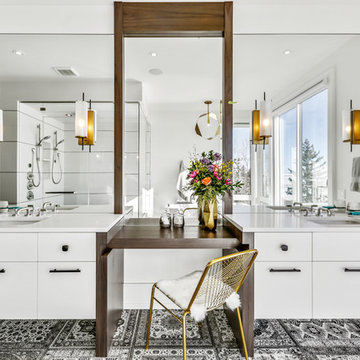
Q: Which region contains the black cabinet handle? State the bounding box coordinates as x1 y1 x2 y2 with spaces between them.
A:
269 268 301 273
49 269 81 273
0 269 5 273
344 268 360 272
62 245 69 252
280 244 288 251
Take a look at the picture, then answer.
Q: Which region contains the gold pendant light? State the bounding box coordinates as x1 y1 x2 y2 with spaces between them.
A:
195 100 221 140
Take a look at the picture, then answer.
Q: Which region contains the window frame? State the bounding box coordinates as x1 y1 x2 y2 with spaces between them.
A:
272 73 334 205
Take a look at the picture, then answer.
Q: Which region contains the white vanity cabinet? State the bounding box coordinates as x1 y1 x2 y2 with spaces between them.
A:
0 232 96 320
0 233 37 319
254 232 312 318
313 233 360 318
37 233 96 319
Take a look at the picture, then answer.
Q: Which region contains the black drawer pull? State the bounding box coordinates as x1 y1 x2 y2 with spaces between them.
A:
62 245 69 252
280 244 288 251
49 269 81 273
269 268 301 273
344 268 360 272
0 269 5 273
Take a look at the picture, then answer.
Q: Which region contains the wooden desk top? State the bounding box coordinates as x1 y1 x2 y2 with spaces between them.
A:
108 219 240 249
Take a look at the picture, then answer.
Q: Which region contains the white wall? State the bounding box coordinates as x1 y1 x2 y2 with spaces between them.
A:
149 103 221 215
1 1 360 34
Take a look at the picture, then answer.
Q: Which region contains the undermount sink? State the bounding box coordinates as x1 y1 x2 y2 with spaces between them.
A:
309 218 360 226
56 206 78 211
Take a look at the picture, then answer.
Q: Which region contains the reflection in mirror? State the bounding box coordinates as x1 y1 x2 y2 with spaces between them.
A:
233 35 360 210
124 38 223 217
0 35 114 212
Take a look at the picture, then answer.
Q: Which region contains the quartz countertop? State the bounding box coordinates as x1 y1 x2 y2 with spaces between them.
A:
225 212 360 233
0 213 123 233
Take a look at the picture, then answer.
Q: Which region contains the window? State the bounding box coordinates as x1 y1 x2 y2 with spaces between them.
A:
233 125 251 197
275 88 328 205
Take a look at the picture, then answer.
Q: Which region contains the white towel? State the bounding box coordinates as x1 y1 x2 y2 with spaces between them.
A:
350 157 360 192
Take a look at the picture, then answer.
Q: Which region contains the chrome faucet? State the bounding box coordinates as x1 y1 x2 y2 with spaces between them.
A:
316 207 333 217
15 206 33 216
42 201 53 212
299 207 309 216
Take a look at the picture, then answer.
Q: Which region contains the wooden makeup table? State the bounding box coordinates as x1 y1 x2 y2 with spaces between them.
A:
96 219 254 357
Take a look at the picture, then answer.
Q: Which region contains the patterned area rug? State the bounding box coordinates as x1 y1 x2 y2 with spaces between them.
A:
0 312 360 360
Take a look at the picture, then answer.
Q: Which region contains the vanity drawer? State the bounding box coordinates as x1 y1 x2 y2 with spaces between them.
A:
0 233 37 262
38 262 95 319
255 233 312 262
38 233 96 262
255 261 312 318
313 233 360 261
313 262 360 318
0 262 37 319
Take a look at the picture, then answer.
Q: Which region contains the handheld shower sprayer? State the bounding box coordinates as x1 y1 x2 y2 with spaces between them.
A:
52 131 64 184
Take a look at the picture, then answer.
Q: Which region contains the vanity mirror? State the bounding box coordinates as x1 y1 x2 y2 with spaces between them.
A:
0 34 114 211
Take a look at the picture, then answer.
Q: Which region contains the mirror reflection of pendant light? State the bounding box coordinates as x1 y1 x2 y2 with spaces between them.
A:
75 93 88 150
0 110 3 142
251 92 272 151
75 93 97 152
342 99 360 152
78 99 97 152
195 100 220 140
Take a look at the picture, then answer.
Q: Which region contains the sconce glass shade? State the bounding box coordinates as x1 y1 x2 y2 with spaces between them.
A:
342 108 351 142
78 109 97 146
0 110 3 142
75 100 88 138
259 100 272 137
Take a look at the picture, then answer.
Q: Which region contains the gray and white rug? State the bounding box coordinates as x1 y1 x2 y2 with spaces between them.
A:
0 311 359 359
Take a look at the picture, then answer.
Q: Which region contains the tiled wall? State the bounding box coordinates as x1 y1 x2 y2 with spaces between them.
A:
62 109 114 206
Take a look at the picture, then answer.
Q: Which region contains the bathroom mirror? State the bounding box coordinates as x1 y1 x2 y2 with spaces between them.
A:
0 34 114 211
232 35 360 211
124 37 223 217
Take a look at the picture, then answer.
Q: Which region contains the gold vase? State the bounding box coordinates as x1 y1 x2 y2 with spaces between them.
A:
200 198 217 231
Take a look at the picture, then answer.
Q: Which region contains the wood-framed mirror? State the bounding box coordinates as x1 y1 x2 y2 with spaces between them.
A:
114 1 233 215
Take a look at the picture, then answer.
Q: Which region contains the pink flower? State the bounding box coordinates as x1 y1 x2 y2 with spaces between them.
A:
215 174 222 181
189 170 198 178
193 179 199 183
225 178 232 185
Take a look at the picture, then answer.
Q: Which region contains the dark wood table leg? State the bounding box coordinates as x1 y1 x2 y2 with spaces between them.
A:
223 231 255 358
96 233 124 357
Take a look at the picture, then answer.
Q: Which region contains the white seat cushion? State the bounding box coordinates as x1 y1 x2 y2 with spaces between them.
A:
156 270 241 322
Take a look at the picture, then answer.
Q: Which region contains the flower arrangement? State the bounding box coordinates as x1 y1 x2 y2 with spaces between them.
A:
187 150 243 200
187 151 243 230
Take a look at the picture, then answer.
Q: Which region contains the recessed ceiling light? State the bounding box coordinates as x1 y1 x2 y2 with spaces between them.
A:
149 68 163 75
12 49 25 56
149 51 157 57
283 49 292 55
65 113 73 117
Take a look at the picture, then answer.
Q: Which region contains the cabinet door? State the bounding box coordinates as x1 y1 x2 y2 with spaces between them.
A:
38 262 95 319
313 262 360 318
0 263 37 319
255 262 312 318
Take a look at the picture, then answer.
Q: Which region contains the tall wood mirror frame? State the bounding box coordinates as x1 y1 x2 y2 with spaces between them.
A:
114 1 233 215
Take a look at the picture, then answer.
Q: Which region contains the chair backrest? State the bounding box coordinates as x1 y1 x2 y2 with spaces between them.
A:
187 249 258 311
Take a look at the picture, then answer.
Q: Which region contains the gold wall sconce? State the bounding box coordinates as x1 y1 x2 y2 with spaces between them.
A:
251 92 272 151
75 93 97 152
195 100 220 140
342 99 360 152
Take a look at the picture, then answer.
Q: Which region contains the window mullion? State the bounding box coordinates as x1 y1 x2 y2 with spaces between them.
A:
296 103 302 203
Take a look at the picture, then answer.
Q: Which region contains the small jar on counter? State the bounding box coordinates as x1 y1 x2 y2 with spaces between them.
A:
173 210 185 228
159 211 172 228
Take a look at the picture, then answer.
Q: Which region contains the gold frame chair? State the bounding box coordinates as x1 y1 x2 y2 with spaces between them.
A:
145 249 258 360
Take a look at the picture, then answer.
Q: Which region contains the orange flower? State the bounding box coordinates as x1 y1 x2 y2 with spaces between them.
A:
201 177 212 186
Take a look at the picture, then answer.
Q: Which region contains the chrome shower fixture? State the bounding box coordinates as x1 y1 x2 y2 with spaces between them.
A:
37 124 51 147
52 131 64 184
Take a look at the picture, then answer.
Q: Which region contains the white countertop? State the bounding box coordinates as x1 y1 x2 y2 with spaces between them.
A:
0 213 124 233
225 212 360 232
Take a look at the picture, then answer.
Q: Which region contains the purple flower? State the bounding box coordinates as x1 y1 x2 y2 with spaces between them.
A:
201 158 210 165
213 152 222 161
208 165 215 172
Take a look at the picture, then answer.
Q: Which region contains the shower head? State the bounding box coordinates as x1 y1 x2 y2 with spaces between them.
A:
57 139 65 146
38 135 51 146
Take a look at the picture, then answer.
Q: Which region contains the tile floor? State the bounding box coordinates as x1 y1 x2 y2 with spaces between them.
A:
1 310 360 359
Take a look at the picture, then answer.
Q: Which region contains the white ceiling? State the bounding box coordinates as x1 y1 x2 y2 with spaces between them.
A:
0 33 358 112
0 35 113 81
